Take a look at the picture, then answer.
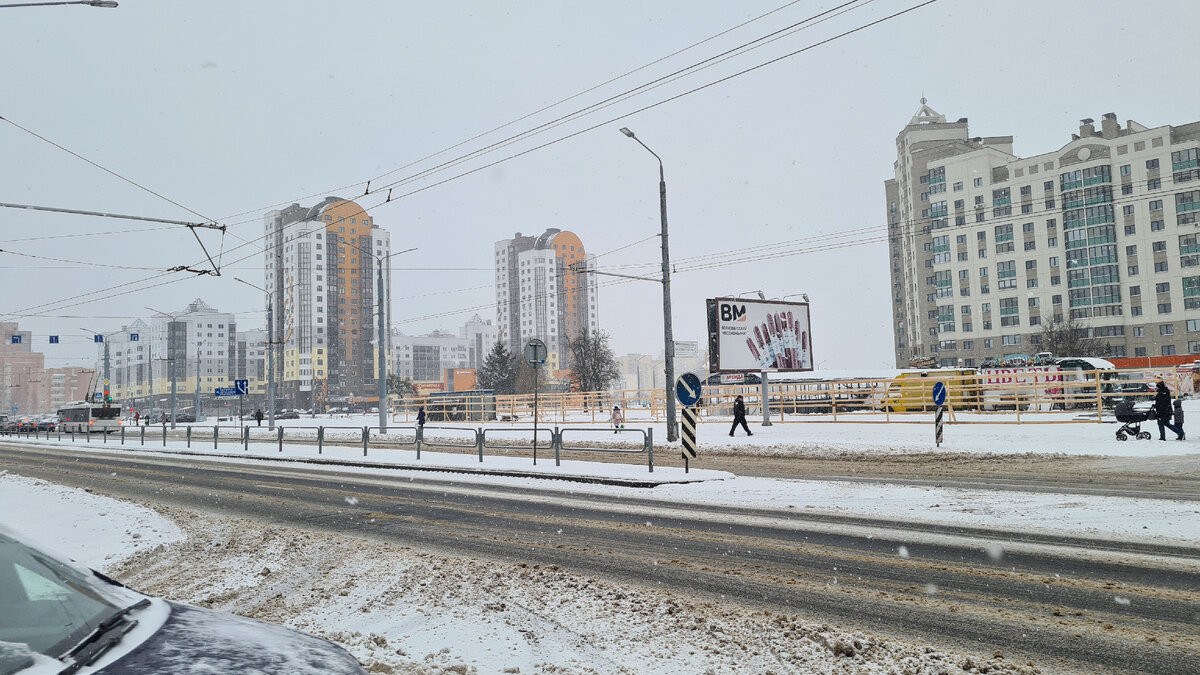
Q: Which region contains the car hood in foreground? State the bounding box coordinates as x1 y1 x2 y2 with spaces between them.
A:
95 602 365 675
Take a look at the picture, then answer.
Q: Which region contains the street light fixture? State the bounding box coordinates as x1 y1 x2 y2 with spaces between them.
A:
329 241 417 433
619 126 678 443
146 307 182 429
235 278 277 430
0 1 117 7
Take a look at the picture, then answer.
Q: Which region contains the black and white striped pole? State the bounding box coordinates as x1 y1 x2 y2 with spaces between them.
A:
676 373 702 473
933 381 947 447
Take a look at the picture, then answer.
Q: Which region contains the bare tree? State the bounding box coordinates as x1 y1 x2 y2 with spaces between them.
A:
565 329 621 393
1037 315 1108 357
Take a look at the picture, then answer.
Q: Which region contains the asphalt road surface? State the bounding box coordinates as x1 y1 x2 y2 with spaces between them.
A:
3 441 1198 673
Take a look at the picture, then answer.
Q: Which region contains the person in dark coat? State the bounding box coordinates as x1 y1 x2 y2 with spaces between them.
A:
417 406 426 427
730 395 752 437
1153 382 1184 441
254 408 264 427
1173 396 1185 440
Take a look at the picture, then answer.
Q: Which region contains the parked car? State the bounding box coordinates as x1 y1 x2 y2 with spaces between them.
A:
0 528 367 674
274 410 300 420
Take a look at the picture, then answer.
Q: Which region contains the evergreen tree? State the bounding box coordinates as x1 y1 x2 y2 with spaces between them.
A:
477 341 518 394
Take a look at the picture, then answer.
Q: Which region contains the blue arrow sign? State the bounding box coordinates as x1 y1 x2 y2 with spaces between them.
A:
234 379 249 395
214 387 239 397
130 333 139 341
94 335 104 343
49 335 59 344
932 381 947 406
675 372 703 407
10 335 20 344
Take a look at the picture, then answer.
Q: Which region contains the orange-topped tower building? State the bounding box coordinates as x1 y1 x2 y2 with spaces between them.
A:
263 197 391 409
494 229 599 377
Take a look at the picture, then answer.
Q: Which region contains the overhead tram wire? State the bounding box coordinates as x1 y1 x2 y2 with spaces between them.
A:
166 2 932 262
0 115 228 273
360 0 872 198
213 0 827 224
335 1 942 209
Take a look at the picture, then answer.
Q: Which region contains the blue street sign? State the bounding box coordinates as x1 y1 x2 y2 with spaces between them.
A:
675 372 703 407
214 387 239 397
234 379 249 395
49 335 59 344
94 335 104 343
10 335 20 344
130 333 139 341
10 406 17 414
932 381 947 407
93 392 104 403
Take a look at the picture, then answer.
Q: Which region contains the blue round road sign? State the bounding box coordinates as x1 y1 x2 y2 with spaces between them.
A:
676 372 702 407
932 381 947 406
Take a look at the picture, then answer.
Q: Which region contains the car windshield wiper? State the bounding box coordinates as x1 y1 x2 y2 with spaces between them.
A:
57 598 150 675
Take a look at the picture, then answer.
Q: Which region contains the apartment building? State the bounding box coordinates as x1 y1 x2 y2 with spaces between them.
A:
494 229 599 375
885 102 1200 367
263 198 391 408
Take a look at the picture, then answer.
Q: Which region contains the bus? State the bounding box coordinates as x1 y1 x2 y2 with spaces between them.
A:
57 402 122 433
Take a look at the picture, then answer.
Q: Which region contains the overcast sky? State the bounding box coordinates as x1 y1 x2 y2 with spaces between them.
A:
2 0 1198 371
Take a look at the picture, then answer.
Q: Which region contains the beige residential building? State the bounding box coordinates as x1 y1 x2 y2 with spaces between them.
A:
885 102 1200 367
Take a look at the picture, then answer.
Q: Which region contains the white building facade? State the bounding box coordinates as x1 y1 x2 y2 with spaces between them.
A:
885 103 1200 367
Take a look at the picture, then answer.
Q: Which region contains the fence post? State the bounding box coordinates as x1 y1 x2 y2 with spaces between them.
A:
277 426 284 453
102 426 106 443
120 426 125 446
162 424 166 447
362 426 369 457
140 425 145 446
317 426 324 454
186 426 192 448
214 425 219 450
416 425 422 460
86 427 90 443
1095 371 1103 421
647 427 654 473
71 428 75 443
243 426 249 452
554 426 560 466
477 427 484 462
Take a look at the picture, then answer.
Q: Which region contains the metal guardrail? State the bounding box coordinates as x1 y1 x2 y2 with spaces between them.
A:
28 423 657 473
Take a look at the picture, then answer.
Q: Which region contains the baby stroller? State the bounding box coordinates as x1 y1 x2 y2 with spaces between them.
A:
1113 400 1154 441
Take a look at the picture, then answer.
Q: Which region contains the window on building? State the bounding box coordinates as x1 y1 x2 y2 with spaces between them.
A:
974 177 983 187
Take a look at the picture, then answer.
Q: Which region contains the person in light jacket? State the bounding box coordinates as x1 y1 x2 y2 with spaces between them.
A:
610 406 623 433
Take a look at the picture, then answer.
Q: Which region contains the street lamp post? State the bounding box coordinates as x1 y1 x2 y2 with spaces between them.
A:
147 307 182 429
235 278 276 430
619 127 678 442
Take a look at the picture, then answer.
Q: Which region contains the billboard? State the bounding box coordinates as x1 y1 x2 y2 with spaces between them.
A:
706 297 812 373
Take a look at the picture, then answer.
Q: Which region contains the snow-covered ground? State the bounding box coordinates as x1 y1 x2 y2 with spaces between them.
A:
1 473 1038 674
3 406 1196 673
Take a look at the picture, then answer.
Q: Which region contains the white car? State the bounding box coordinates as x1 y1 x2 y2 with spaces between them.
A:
0 530 366 674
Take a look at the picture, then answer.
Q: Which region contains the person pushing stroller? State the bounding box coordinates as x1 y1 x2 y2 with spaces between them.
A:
1154 381 1185 441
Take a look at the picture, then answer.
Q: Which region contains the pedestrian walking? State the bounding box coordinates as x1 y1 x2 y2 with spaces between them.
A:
729 395 752 437
610 405 623 433
254 408 264 427
133 410 140 426
417 406 426 428
1153 381 1184 441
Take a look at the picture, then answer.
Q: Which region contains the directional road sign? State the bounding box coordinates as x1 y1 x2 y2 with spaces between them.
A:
234 379 249 395
214 387 239 397
932 381 947 407
675 372 702 407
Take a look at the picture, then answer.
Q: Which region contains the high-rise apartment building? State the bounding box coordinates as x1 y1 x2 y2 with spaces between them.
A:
263 197 391 408
885 102 1200 367
1 322 95 415
494 229 598 375
136 299 237 408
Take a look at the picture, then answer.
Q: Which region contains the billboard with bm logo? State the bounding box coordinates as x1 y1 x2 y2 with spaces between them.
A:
706 297 812 373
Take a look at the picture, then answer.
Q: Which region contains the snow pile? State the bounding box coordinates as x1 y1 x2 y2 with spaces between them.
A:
0 471 184 568
107 509 1038 674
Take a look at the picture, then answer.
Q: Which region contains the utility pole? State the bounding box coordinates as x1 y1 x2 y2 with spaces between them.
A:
147 307 182 429
194 339 202 421
619 127 678 442
235 278 276 430
376 255 387 432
